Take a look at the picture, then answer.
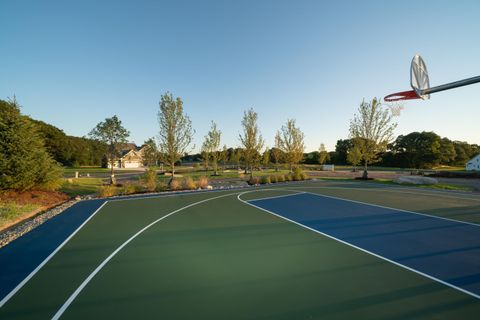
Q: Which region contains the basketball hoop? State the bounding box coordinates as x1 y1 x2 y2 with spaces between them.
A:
384 54 480 102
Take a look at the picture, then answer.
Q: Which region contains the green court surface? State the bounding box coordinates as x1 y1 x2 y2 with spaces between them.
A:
1 181 480 319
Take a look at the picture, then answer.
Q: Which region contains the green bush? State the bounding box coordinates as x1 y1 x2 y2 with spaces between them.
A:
301 172 309 180
156 181 168 192
260 175 271 184
270 175 278 183
276 175 285 182
121 183 136 195
284 174 292 181
143 167 157 192
99 185 116 197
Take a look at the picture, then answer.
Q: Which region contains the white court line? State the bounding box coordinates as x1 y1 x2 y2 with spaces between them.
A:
247 191 305 202
284 189 480 227
51 192 238 320
0 201 109 308
237 191 480 300
295 184 480 202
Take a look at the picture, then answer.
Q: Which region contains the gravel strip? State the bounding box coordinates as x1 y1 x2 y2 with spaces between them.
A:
0 199 81 248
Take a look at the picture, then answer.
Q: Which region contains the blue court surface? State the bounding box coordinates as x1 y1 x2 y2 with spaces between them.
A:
248 192 480 298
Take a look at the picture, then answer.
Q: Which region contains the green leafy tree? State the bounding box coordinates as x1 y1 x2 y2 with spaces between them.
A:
157 92 194 184
347 142 362 172
231 148 242 170
349 98 397 179
202 121 222 175
271 132 283 171
262 147 270 168
220 144 228 171
239 109 264 178
318 143 330 165
142 137 159 167
277 119 305 172
89 115 130 184
391 132 441 169
439 138 456 165
0 98 62 191
334 139 354 165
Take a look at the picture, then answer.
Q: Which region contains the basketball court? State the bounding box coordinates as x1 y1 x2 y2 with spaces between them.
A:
1 181 479 319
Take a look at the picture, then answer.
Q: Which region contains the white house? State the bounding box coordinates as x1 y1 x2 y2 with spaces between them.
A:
107 149 144 169
466 154 480 171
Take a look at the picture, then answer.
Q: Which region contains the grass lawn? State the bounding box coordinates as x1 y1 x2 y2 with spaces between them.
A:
0 202 40 230
60 178 104 197
157 169 291 181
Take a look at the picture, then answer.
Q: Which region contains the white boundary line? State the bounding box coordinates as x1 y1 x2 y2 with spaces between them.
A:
284 189 480 227
0 201 109 308
237 191 480 300
247 191 305 202
51 192 237 320
297 184 480 202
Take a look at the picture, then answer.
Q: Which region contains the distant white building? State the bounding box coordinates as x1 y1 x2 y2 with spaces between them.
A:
466 154 480 171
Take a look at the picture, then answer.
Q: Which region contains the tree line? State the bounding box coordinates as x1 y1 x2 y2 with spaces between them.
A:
2 94 479 191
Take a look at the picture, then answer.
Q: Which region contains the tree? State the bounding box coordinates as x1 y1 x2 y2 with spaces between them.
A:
334 139 354 164
318 143 330 165
231 148 242 170
439 138 456 165
157 92 194 184
277 119 305 172
202 121 222 175
89 115 130 184
262 147 270 168
220 144 228 171
347 143 362 172
0 98 62 191
391 132 441 168
142 137 159 167
271 132 283 171
349 98 397 179
239 109 264 178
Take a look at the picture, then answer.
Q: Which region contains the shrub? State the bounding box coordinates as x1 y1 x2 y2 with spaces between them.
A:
248 176 260 185
183 177 197 190
196 176 209 189
99 185 116 197
260 175 271 184
276 175 285 182
169 179 181 191
292 167 302 180
301 172 309 180
156 181 168 192
270 175 278 183
134 184 145 193
143 167 158 192
121 183 136 195
284 174 292 181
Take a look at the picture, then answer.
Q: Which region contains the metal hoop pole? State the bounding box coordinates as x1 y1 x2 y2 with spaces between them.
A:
421 75 480 95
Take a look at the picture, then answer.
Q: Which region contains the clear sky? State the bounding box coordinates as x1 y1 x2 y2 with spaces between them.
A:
1 0 479 152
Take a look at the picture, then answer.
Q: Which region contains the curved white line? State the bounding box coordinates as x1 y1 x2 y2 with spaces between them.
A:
237 191 480 300
52 191 237 319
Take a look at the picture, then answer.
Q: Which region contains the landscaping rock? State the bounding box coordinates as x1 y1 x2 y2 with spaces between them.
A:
394 176 439 185
0 198 80 248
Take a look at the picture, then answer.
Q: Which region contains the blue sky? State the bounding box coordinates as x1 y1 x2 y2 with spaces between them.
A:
1 0 479 152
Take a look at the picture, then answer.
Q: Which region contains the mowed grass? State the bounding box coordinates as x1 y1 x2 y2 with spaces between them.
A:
60 178 104 197
0 202 39 229
1 184 479 319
